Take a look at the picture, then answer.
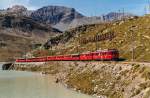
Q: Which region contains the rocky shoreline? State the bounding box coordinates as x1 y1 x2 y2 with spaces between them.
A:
13 61 150 98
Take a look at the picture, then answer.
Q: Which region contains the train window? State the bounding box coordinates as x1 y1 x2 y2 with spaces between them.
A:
92 53 95 55
87 54 92 56
101 52 104 55
102 52 106 55
96 53 100 56
108 52 112 55
112 52 115 55
94 53 99 55
72 55 79 57
112 51 117 55
65 56 71 57
81 54 86 56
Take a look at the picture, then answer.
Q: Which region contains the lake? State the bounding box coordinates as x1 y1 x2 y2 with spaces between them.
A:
0 63 95 98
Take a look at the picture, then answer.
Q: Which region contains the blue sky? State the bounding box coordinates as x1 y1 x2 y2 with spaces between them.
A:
0 0 149 16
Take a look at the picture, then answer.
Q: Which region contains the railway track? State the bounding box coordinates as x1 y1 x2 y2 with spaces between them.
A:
119 61 150 66
15 61 150 66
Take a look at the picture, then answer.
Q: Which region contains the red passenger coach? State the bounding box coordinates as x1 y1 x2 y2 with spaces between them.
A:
34 57 47 62
55 56 61 61
111 49 119 60
80 53 93 61
71 54 80 61
16 59 26 62
47 56 56 61
92 49 119 61
29 57 46 62
92 50 110 60
63 55 72 61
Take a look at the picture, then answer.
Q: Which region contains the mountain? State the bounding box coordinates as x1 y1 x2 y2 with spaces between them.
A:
102 12 133 21
31 6 84 25
0 5 32 17
0 15 62 39
30 5 101 31
53 16 102 31
31 6 85 31
0 5 134 31
7 5 33 17
0 14 62 61
31 6 133 31
7 5 27 12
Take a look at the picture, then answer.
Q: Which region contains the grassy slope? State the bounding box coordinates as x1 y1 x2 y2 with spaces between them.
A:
0 14 62 61
48 15 150 61
0 33 32 61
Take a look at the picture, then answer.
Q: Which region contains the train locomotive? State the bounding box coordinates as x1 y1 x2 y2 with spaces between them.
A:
16 49 119 62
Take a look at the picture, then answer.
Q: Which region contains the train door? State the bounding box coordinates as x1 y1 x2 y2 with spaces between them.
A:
107 51 112 60
101 52 104 61
87 53 93 60
72 55 80 61
93 52 102 61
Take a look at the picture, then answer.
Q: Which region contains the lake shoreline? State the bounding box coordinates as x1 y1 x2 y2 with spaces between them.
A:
0 62 95 98
13 61 150 98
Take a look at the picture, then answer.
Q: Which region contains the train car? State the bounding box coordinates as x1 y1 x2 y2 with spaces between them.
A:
92 50 108 60
55 55 64 61
110 49 119 60
63 55 72 61
26 58 34 62
16 57 47 62
47 56 57 61
71 54 80 61
48 54 80 61
26 58 33 62
16 58 26 62
92 49 119 61
92 52 101 60
34 57 47 62
80 52 93 61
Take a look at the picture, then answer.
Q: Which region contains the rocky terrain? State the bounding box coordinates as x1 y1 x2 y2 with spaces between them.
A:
14 61 150 98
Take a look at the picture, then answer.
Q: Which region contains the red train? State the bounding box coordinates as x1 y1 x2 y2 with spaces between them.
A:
16 49 119 62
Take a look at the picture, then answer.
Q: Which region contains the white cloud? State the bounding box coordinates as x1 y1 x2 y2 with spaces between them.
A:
0 0 38 10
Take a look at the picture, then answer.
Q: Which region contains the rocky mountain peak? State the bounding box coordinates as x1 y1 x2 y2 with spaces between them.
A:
31 5 84 25
7 5 27 13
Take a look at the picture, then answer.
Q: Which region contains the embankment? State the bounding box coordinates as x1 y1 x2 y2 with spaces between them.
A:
13 61 150 98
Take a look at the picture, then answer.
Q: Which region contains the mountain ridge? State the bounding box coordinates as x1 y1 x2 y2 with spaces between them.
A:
0 5 134 31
